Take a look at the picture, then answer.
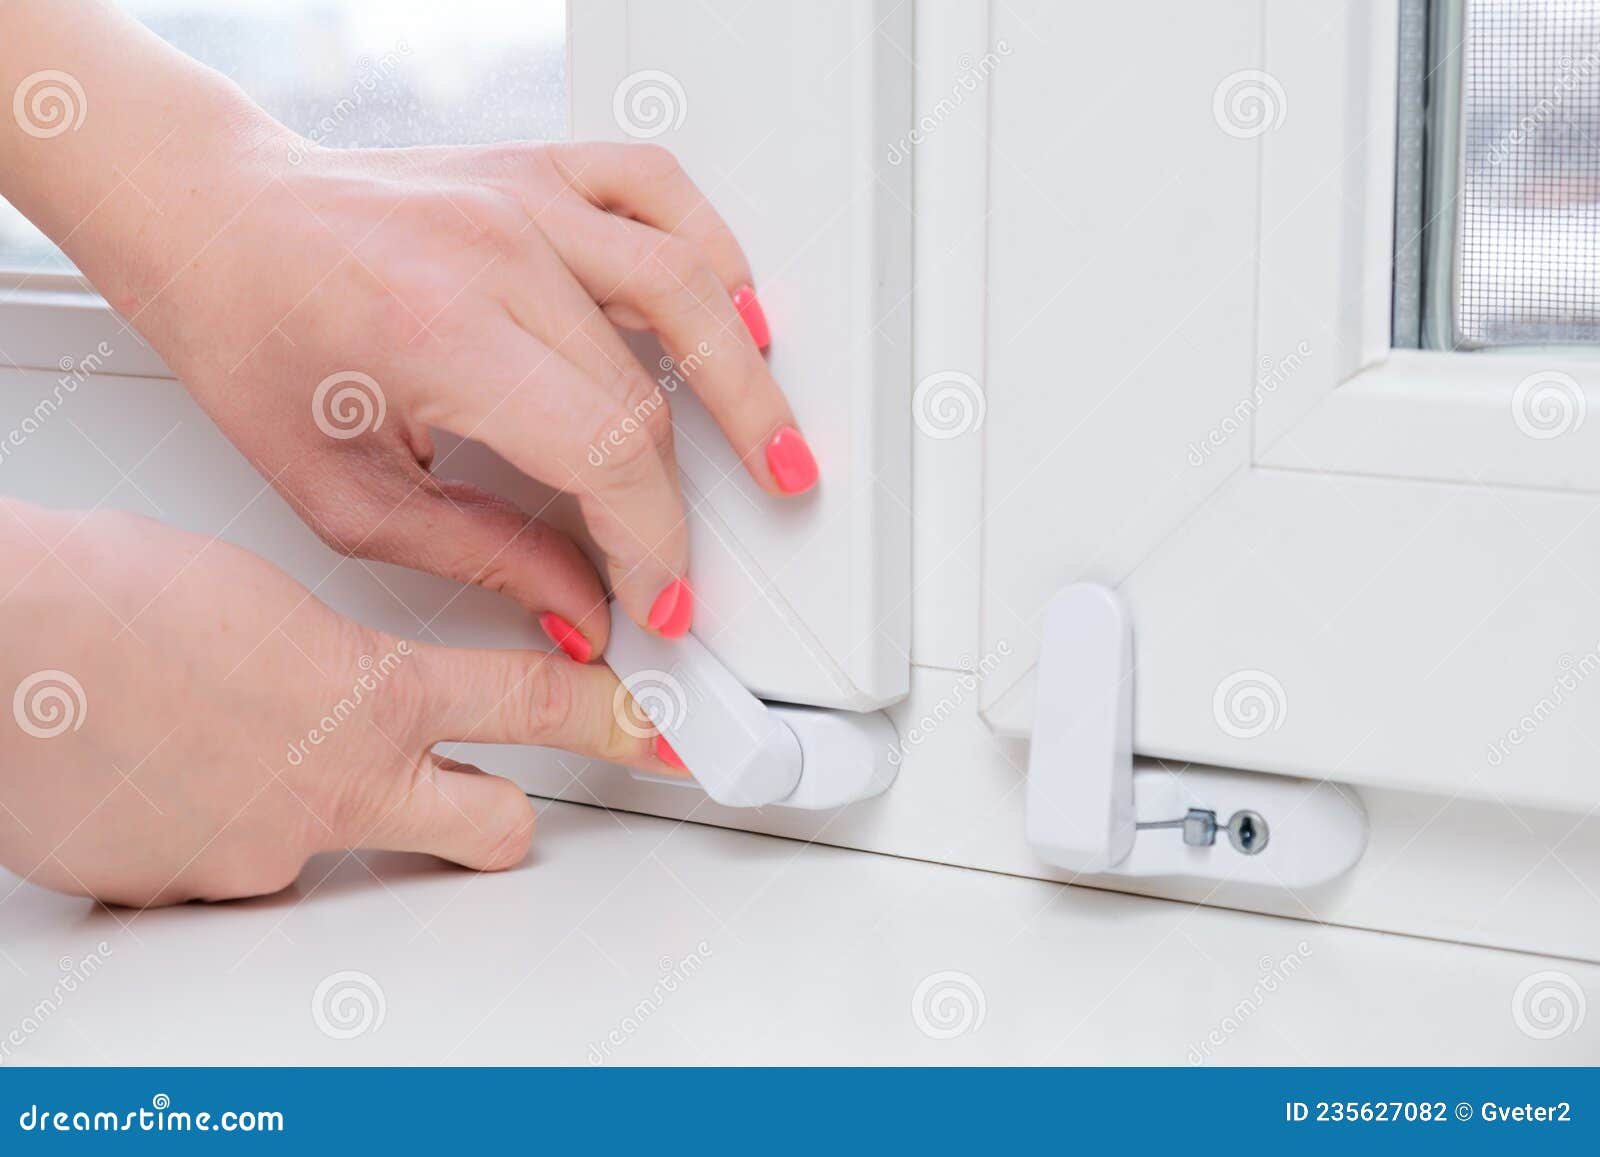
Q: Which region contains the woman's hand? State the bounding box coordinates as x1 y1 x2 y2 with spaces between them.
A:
1 1 818 660
0 500 661 907
114 138 818 658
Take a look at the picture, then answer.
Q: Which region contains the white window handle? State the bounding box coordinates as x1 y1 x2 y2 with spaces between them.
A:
603 606 897 811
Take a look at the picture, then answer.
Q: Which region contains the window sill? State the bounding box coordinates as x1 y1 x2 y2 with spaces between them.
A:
0 275 172 380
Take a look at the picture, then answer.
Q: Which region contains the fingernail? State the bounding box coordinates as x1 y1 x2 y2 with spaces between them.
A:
765 426 819 494
647 578 693 638
732 285 770 350
538 612 593 663
653 734 688 771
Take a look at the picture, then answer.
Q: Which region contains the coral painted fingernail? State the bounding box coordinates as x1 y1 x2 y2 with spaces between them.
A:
647 578 693 638
654 734 688 771
765 426 818 494
732 285 770 349
539 612 593 663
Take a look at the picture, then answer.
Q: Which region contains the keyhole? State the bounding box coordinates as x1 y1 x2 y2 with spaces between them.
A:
1226 810 1269 855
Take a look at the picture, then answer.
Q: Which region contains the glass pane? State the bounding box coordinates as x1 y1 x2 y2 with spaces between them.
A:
1416 0 1600 348
0 0 567 274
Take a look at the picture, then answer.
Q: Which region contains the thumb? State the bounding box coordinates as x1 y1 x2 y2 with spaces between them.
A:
407 639 677 771
358 754 536 872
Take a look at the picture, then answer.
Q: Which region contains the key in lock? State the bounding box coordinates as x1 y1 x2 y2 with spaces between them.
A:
1137 808 1270 854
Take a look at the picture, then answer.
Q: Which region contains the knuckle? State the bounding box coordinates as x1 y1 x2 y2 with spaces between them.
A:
469 552 520 598
586 379 670 482
479 141 555 181
600 696 641 765
368 649 432 741
417 187 526 251
521 657 574 741
702 218 745 268
628 143 682 182
638 237 702 299
619 370 674 434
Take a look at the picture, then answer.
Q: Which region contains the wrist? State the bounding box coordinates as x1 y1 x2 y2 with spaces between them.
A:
81 102 297 318
0 1 297 308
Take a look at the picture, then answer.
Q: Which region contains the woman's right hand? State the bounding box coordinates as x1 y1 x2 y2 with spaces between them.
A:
5 5 820 659
0 500 667 907
122 137 819 659
21 14 822 661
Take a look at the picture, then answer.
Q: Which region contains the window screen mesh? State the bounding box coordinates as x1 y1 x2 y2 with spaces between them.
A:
1457 0 1600 345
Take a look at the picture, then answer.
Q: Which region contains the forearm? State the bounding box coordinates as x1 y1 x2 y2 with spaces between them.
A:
0 0 290 307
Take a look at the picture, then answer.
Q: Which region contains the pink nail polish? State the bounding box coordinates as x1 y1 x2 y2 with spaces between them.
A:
539 612 593 663
765 426 819 494
732 285 770 350
648 578 693 638
654 734 688 771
